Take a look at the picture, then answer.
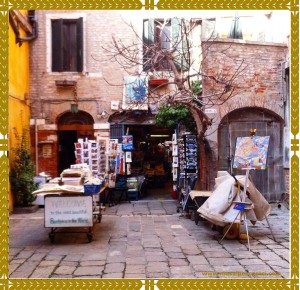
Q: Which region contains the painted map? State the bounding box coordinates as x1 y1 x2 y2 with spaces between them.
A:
233 136 270 169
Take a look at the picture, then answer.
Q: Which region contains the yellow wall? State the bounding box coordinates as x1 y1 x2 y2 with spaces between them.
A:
8 10 31 211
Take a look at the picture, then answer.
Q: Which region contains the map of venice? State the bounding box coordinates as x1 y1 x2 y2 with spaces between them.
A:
233 136 270 169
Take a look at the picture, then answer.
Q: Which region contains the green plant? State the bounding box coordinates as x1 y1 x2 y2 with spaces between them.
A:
155 104 196 132
191 79 202 96
10 127 38 207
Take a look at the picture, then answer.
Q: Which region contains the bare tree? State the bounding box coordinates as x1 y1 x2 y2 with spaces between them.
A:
102 17 254 189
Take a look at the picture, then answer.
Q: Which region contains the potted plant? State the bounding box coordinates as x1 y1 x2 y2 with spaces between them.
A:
10 127 39 213
148 74 169 86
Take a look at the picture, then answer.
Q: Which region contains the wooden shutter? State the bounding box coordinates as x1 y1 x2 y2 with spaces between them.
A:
76 17 83 72
172 18 189 71
51 19 63 72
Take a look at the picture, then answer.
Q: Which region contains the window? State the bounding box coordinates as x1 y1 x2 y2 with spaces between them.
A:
143 19 171 71
143 18 190 72
51 18 83 72
154 20 171 50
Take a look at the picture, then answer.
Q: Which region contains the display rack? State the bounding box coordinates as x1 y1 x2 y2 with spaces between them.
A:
176 133 198 213
75 139 107 177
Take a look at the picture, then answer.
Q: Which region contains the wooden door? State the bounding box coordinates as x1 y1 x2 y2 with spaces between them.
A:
218 109 285 202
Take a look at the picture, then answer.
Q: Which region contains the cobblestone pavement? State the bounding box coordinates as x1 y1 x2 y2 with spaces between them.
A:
9 200 290 279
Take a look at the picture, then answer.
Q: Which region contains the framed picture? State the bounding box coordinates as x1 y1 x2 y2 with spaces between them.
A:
122 76 148 110
233 136 270 170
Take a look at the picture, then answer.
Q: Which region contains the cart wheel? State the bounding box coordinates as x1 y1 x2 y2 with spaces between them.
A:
223 223 240 240
191 210 196 221
87 233 93 243
49 232 55 243
98 214 102 223
195 211 199 225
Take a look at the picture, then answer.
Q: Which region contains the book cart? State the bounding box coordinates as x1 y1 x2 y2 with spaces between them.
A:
44 184 106 243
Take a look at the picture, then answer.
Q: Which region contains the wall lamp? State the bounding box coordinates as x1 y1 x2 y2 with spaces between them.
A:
70 83 78 113
97 110 108 119
70 100 79 113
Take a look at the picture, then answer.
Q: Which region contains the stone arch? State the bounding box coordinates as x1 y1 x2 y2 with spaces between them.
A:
57 110 94 127
57 110 95 174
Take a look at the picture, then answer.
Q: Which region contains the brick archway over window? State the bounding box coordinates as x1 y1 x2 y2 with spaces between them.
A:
57 110 94 127
57 110 94 134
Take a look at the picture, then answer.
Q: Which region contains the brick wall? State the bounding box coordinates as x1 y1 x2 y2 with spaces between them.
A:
202 39 289 196
30 12 290 192
30 127 58 178
30 10 138 123
202 38 288 121
29 11 140 177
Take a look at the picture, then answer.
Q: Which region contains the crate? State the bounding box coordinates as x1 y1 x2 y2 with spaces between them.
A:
84 184 102 195
127 190 139 201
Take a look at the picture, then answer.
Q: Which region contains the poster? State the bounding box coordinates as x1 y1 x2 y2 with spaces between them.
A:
233 136 270 169
123 76 148 110
122 135 134 151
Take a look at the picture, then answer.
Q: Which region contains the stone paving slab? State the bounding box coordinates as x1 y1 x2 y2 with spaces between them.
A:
9 201 290 279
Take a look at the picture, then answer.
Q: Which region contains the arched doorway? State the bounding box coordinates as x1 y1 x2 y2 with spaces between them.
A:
57 110 94 174
218 107 285 202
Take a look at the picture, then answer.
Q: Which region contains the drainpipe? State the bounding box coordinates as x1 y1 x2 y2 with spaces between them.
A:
35 119 39 175
9 10 38 45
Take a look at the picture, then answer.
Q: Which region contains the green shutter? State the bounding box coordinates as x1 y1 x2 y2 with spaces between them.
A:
143 19 155 71
76 17 83 72
143 19 154 45
171 18 189 72
51 19 63 72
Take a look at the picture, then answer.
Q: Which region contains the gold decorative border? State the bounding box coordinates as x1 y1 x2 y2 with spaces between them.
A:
1 0 299 289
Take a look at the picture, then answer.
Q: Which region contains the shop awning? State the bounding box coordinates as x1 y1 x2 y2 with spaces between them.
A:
108 110 156 125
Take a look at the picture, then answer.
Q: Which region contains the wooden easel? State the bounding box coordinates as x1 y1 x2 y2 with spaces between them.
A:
219 168 253 251
219 168 276 251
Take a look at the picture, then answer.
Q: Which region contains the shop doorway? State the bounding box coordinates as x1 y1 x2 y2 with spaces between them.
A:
128 125 174 200
110 121 174 200
58 130 77 173
57 110 94 175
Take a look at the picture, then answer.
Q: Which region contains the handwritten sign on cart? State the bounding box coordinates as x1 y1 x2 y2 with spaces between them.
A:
44 195 93 228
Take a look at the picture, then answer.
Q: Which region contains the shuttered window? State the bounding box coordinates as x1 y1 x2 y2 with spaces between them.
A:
51 18 83 72
110 124 125 143
143 18 190 72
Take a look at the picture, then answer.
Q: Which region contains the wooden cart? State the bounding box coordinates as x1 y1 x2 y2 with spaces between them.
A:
44 189 104 243
189 190 212 224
